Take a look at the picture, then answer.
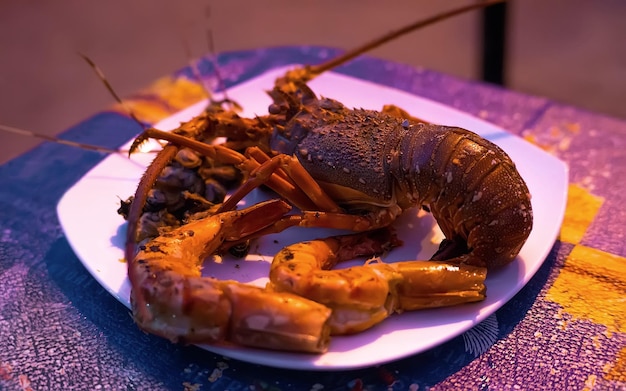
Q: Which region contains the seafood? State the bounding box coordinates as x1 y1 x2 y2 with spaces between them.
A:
130 200 487 350
268 230 487 335
130 198 334 353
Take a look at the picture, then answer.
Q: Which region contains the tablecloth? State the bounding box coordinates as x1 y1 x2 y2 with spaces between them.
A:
1 46 624 391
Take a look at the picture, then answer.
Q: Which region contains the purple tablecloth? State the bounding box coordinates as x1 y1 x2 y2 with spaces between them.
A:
1 46 624 390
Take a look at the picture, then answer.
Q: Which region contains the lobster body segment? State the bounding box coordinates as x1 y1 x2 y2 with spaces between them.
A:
270 91 533 268
271 97 401 210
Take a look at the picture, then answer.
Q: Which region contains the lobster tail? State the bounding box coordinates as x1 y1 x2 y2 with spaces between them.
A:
408 125 533 269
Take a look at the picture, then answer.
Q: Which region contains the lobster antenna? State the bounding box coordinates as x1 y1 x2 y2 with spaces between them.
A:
180 36 212 97
177 9 214 99
203 5 240 111
1 55 153 155
80 53 172 155
0 123 123 154
79 53 146 130
176 4 239 111
309 0 506 77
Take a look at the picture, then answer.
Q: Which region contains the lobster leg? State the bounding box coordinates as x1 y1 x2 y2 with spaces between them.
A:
133 128 317 210
220 207 403 253
129 109 274 155
218 149 342 214
125 144 179 263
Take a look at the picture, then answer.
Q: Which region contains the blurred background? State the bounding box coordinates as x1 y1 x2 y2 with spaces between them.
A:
0 0 624 164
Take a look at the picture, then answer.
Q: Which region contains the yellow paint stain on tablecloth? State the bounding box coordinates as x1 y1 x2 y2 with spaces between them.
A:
581 374 597 391
546 245 626 334
559 184 604 245
111 76 208 124
605 346 626 382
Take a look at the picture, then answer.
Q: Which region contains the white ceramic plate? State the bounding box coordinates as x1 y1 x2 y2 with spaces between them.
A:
57 66 568 370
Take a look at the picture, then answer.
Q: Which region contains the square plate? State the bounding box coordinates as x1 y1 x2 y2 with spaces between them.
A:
57 66 568 370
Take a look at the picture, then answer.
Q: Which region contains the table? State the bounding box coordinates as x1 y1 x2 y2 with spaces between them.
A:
1 47 624 391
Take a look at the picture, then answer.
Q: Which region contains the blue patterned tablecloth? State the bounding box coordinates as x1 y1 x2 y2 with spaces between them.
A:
1 47 624 391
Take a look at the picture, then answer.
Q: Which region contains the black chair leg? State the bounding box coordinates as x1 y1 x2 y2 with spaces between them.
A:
481 2 508 85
